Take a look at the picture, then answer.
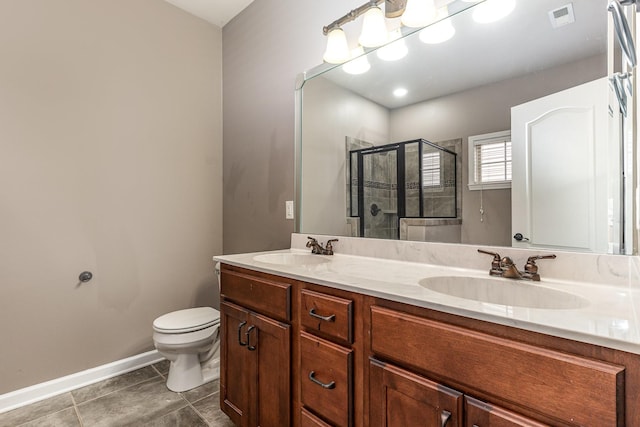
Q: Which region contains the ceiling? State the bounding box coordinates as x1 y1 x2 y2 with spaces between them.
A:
163 0 254 27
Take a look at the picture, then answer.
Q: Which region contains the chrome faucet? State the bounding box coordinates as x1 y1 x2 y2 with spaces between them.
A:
478 249 556 281
306 237 338 255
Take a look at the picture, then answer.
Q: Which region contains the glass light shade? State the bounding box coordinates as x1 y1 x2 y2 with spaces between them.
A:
323 28 350 64
359 7 388 47
343 47 371 75
401 0 437 28
472 0 516 24
377 29 408 61
419 8 455 44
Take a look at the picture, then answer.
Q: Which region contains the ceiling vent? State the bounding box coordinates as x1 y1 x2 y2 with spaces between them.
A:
548 3 575 29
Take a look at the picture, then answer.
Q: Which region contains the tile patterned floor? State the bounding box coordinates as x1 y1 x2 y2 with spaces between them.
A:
0 361 235 427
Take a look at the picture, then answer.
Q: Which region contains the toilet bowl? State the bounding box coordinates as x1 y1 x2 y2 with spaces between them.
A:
152 307 221 392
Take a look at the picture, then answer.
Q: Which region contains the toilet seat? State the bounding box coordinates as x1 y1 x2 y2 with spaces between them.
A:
153 307 220 334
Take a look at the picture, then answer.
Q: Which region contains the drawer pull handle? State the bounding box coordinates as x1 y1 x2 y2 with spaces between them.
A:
238 321 247 346
308 371 335 389
440 410 451 427
309 308 336 322
246 325 257 351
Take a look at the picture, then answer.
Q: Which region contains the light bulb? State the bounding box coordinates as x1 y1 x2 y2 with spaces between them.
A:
472 0 516 24
359 7 388 47
401 0 437 28
377 29 408 61
323 28 350 64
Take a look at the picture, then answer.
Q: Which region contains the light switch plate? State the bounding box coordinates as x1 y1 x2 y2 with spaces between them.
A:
285 200 294 219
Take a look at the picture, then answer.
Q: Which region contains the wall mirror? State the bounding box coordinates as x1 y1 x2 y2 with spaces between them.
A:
296 0 636 255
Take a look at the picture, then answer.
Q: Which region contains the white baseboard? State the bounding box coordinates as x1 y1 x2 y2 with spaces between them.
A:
0 350 164 414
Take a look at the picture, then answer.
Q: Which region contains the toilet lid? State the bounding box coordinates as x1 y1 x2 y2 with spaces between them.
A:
153 307 220 334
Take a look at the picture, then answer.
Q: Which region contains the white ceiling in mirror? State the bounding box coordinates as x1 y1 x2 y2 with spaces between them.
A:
163 0 254 27
322 0 606 109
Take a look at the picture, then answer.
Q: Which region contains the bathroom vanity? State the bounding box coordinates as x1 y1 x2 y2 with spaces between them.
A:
214 235 640 427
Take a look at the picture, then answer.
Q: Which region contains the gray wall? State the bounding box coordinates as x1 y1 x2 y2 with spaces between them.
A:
0 0 223 394
222 0 362 254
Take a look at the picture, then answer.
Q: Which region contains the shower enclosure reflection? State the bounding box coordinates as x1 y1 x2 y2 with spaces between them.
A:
349 139 457 239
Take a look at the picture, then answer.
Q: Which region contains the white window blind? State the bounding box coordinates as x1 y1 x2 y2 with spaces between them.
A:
422 151 441 187
468 130 512 190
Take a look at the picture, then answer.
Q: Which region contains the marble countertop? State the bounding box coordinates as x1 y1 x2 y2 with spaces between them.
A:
214 248 640 355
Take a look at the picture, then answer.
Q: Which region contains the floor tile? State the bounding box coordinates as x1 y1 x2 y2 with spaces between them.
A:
144 405 208 427
192 392 234 427
0 393 74 427
151 360 170 376
182 379 220 403
18 407 81 427
71 366 159 404
76 378 187 426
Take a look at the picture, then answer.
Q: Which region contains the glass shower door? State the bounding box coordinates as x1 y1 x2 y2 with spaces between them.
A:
361 147 399 239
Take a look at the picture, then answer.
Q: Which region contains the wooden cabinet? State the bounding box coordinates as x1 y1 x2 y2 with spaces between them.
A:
298 288 357 427
220 268 292 427
369 358 463 427
464 396 548 427
299 331 353 426
369 305 625 426
218 264 640 427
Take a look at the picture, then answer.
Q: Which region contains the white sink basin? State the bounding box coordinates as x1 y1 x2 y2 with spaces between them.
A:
252 253 330 266
419 276 589 309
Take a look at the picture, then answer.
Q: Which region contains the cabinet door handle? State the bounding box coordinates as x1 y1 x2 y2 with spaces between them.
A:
238 321 247 346
440 410 451 427
246 325 256 351
308 371 336 389
309 308 336 322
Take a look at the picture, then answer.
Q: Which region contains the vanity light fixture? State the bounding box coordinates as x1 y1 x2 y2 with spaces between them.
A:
377 29 409 61
472 0 516 24
343 47 372 74
401 0 437 28
359 6 389 47
323 28 351 64
321 0 411 64
419 7 456 44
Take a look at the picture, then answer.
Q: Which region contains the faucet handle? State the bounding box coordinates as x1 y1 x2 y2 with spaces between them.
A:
477 249 502 276
306 236 318 247
523 254 556 281
325 239 338 254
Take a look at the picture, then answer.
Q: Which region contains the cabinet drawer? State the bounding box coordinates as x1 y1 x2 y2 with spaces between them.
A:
301 408 332 427
370 306 624 426
220 268 290 322
300 331 353 427
465 396 547 427
301 289 353 344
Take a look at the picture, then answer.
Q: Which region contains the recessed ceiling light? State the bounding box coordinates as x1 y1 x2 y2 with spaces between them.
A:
393 88 408 97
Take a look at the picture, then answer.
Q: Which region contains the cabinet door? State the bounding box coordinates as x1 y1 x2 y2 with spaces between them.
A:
221 301 291 427
465 397 548 427
247 311 291 427
220 301 251 427
370 358 462 427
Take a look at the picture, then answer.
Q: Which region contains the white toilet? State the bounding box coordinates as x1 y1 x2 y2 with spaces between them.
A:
152 307 221 392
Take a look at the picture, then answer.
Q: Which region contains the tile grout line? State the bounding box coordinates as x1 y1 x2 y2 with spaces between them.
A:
69 392 84 427
72 375 162 406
